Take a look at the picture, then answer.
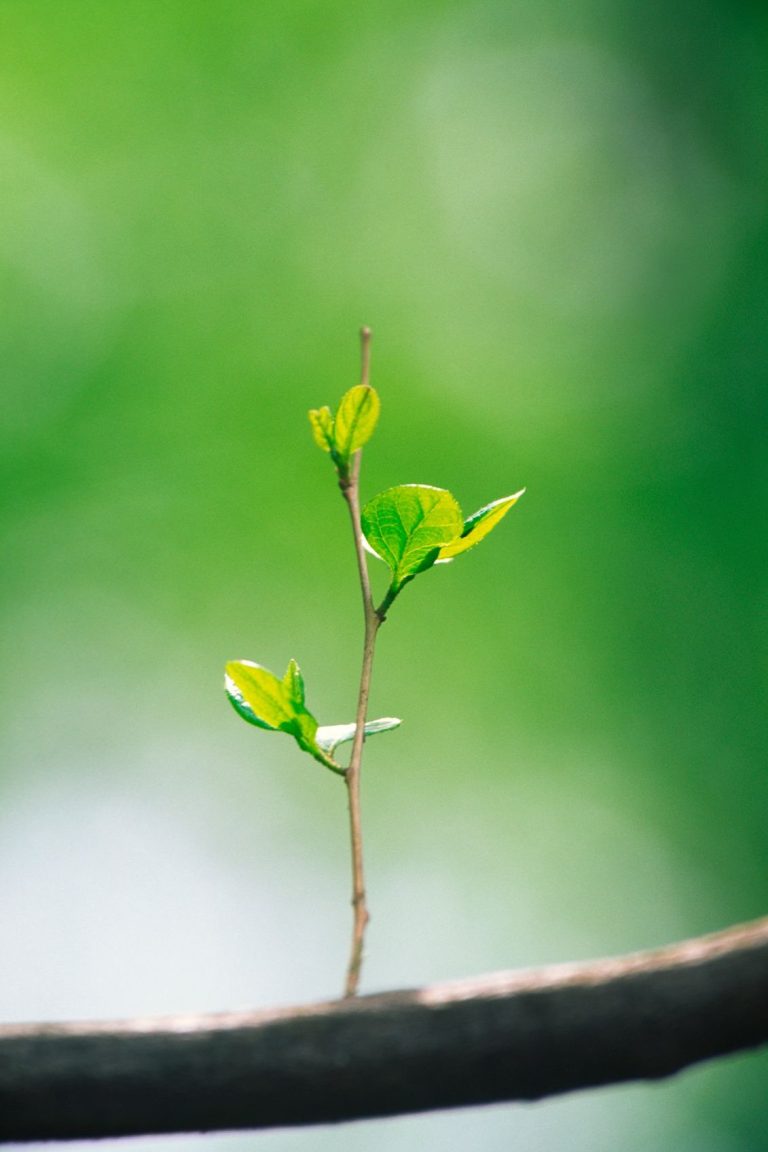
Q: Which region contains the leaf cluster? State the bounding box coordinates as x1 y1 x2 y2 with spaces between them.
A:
362 484 525 612
225 658 399 774
309 384 380 483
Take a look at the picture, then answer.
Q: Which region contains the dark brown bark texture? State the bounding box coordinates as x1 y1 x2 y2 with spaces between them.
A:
1 916 767 1143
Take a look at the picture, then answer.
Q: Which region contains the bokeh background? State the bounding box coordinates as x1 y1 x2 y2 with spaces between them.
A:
2 1 767 1149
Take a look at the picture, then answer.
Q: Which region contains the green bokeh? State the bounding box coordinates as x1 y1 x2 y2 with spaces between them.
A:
2 2 767 1149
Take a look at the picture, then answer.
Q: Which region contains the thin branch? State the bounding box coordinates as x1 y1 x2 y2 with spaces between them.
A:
340 594 380 996
359 324 372 390
340 460 379 998
2 915 767 1144
338 325 380 997
342 448 375 619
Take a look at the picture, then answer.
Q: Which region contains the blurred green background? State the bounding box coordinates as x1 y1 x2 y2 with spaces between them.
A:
2 0 767 1148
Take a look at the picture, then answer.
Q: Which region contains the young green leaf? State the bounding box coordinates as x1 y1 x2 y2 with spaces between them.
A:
308 385 380 481
437 489 526 560
226 660 297 732
308 406 335 454
362 484 463 595
316 716 401 757
283 657 305 707
334 384 380 460
225 659 342 774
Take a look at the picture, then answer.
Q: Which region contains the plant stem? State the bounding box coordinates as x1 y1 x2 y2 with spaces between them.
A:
339 326 380 998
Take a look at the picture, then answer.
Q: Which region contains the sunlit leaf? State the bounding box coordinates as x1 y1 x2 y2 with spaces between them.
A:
334 384 380 460
225 659 342 774
362 484 463 593
438 489 526 559
283 657 305 707
316 716 401 755
225 660 297 732
308 406 335 453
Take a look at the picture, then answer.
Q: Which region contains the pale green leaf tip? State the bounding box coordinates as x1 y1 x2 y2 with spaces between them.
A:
316 716 402 755
362 535 384 561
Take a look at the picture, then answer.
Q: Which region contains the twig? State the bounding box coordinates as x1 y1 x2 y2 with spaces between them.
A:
339 326 381 997
2 915 767 1143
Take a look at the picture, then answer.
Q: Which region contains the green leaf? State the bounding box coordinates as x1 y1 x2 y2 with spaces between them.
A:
283 657 305 707
316 716 401 756
362 484 463 593
438 489 526 560
308 406 335 453
225 659 342 774
334 384 380 461
225 660 297 732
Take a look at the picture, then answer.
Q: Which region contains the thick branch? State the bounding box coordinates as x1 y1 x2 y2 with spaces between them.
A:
2 916 767 1143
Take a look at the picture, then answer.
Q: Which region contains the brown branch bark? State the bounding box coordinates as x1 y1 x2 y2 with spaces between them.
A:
2 915 767 1143
339 323 378 998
